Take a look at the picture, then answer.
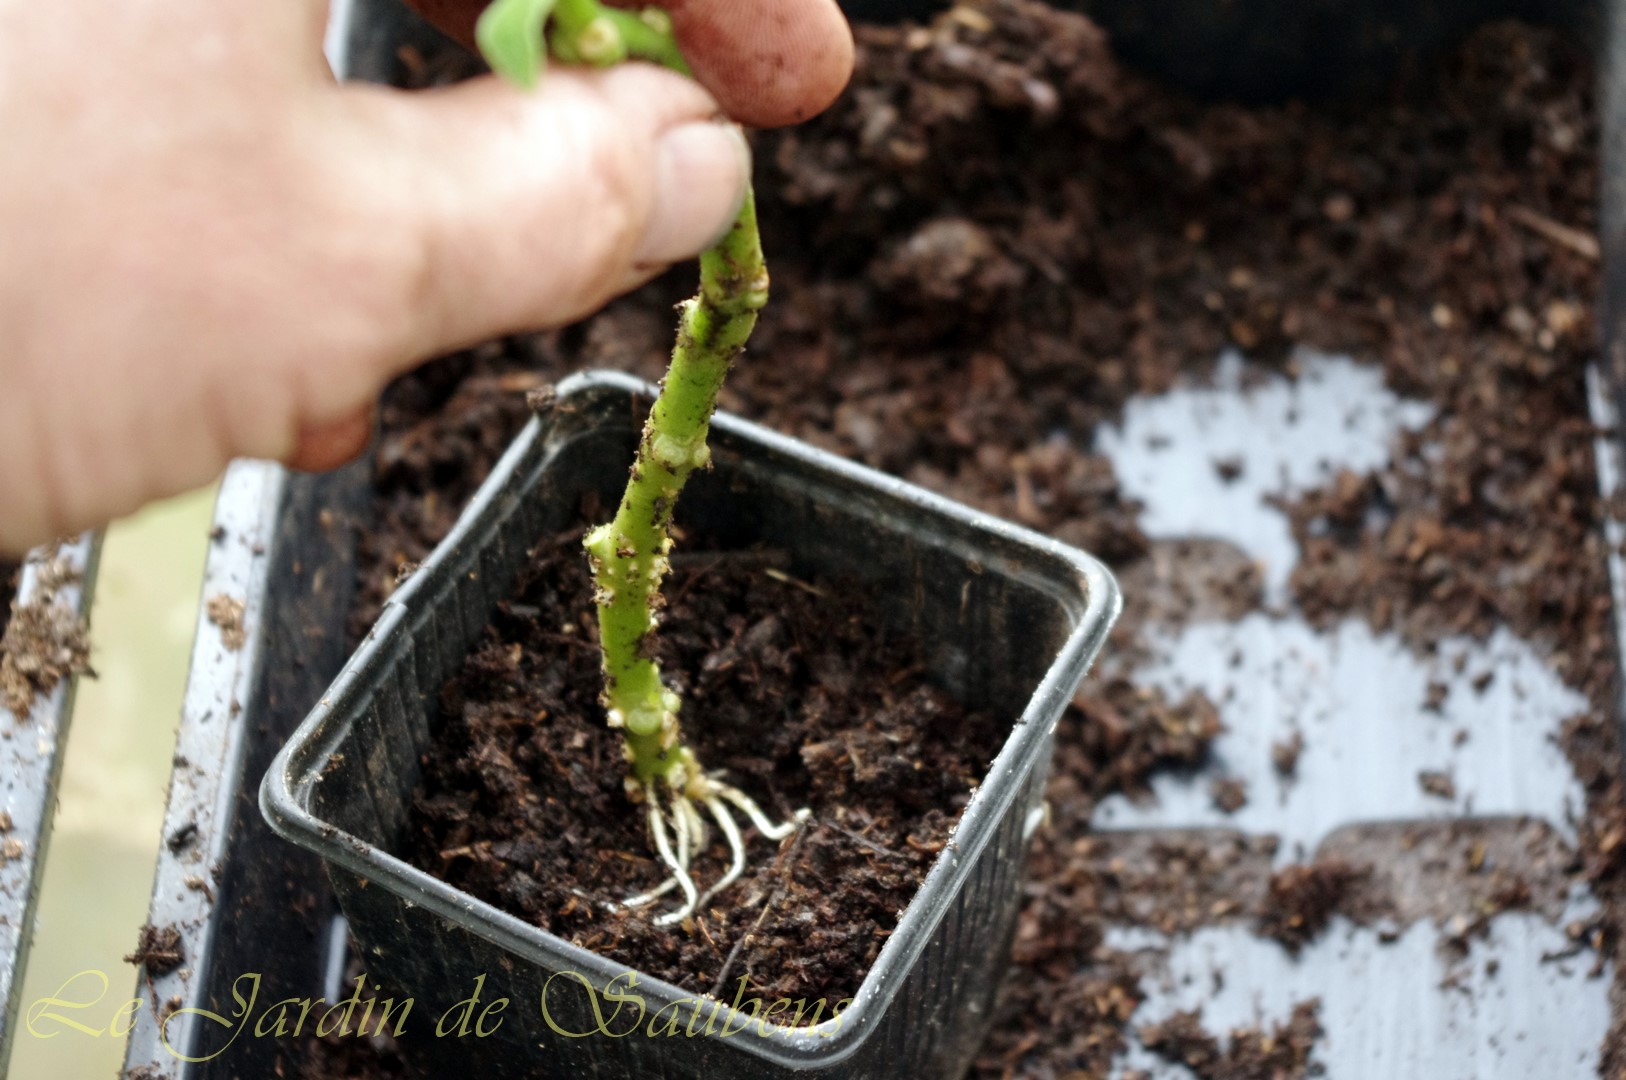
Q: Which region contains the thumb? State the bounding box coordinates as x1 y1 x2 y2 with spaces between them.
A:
346 63 750 365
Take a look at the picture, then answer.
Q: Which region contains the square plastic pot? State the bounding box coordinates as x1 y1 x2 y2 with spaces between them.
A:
261 370 1120 1080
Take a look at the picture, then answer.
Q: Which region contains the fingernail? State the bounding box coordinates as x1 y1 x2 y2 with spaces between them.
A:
637 121 751 265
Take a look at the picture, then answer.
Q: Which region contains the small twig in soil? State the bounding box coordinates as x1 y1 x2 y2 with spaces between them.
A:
763 567 826 597
1504 204 1600 261
818 819 916 864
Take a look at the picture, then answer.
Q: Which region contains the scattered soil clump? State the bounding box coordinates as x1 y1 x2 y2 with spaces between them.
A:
205 594 247 651
1069 680 1225 804
1255 861 1368 954
124 923 185 976
1137 1000 1324 1080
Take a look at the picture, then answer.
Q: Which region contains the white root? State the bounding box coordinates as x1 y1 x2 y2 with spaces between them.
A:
689 794 747 915
672 789 693 873
620 775 807 926
621 784 700 916
717 783 810 841
618 877 678 909
677 795 709 856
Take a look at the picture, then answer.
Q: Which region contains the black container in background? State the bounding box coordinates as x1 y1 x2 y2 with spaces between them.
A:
118 457 370 1080
845 0 1596 102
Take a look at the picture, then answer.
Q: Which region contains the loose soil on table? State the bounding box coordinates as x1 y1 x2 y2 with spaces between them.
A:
404 526 1004 1005
302 1 1616 1077
1136 1000 1324 1080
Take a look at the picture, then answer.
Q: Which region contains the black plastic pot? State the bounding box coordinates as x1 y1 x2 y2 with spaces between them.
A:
259 371 1120 1080
0 533 100 1074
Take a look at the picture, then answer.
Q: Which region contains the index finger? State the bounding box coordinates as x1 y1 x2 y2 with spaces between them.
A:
400 0 854 128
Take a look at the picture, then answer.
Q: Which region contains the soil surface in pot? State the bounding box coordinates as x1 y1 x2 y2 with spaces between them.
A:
402 522 1004 1005
302 1 1613 1076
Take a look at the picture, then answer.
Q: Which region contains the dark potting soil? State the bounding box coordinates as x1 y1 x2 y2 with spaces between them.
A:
300 1037 410 1080
349 349 548 641
402 526 1004 1006
304 1 1615 1076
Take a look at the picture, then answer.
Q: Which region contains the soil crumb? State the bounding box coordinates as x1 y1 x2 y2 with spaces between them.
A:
405 529 1005 1008
1255 861 1369 954
1272 731 1305 779
0 556 91 719
1210 776 1249 814
1418 770 1457 801
205 594 247 651
124 923 185 976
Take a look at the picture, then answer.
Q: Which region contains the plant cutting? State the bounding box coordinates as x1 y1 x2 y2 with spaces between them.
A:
473 0 805 927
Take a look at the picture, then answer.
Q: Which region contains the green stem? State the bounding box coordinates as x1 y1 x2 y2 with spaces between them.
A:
476 0 764 792
584 191 765 787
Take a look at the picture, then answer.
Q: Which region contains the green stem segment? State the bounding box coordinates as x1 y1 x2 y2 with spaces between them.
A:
477 0 765 790
585 194 766 787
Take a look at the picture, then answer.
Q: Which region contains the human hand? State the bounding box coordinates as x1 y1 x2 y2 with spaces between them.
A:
404 0 855 127
0 0 853 554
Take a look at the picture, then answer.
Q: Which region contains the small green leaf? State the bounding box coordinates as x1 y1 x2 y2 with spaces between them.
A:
476 0 558 89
